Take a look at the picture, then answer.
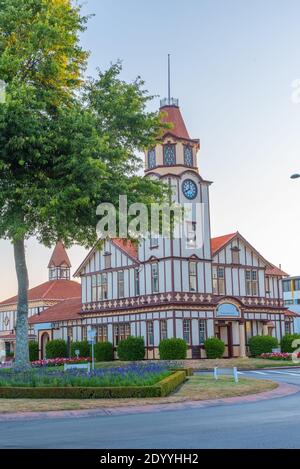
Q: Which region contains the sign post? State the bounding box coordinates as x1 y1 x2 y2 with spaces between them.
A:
88 329 96 371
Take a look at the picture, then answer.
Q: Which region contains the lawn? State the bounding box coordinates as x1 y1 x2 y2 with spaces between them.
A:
0 375 277 413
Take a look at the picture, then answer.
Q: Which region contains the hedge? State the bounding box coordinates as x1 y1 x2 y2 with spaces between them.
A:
159 338 187 360
0 370 188 399
204 337 225 359
117 336 145 361
94 342 114 362
248 335 278 357
71 341 90 358
45 339 67 359
281 334 300 353
29 341 39 362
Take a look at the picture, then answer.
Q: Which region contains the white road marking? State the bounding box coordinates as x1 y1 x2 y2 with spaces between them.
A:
264 370 300 377
249 371 267 375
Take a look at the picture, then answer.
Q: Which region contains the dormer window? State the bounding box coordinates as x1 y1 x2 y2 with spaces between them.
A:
231 247 240 264
163 144 176 166
184 145 193 167
148 148 156 169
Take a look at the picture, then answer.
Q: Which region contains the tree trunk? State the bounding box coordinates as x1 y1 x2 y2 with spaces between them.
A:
13 237 30 368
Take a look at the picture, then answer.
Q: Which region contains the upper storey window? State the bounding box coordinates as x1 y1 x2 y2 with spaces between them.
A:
246 269 258 296
148 148 156 169
163 144 176 166
184 145 193 167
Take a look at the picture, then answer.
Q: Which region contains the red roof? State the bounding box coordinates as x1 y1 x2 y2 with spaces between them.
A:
285 310 300 317
112 239 138 260
160 105 190 140
29 297 82 324
0 280 81 306
211 232 237 255
265 265 288 277
48 241 71 268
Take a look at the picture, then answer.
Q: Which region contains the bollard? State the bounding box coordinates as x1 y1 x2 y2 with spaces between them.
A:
233 367 239 383
214 367 218 380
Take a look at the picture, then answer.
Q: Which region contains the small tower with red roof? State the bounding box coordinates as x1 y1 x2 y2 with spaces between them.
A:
48 241 71 281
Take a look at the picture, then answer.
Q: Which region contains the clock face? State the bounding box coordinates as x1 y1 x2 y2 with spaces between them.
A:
148 148 156 169
184 145 193 166
164 144 176 166
182 179 198 200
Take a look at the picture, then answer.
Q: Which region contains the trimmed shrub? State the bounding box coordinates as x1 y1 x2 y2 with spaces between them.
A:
45 339 67 359
29 341 39 362
117 336 145 361
0 371 187 399
281 334 300 353
71 341 90 358
159 338 187 360
94 342 114 362
204 337 225 359
248 335 278 357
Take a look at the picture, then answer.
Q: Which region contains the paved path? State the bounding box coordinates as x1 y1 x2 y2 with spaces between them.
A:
1 368 300 448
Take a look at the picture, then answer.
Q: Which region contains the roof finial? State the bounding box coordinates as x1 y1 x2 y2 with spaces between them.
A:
160 55 179 108
168 53 171 105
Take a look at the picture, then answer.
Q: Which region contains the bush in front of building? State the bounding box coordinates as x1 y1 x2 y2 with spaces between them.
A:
281 334 300 353
45 339 68 359
94 342 114 362
158 338 187 360
248 335 278 357
71 341 91 358
29 341 39 362
204 337 225 359
117 336 145 361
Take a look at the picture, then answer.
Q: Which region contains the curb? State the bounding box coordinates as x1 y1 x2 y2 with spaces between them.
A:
0 382 298 422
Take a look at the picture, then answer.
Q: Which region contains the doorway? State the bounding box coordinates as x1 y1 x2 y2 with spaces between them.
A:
215 322 233 358
41 332 50 359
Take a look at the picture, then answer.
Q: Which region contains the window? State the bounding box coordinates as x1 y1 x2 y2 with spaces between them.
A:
245 321 252 344
284 300 294 306
189 261 197 292
160 320 168 341
114 323 130 346
97 273 108 301
148 148 156 169
104 253 111 269
183 145 193 167
183 319 191 344
92 275 97 301
97 325 108 343
82 325 87 341
151 263 159 293
265 276 270 295
147 321 154 346
67 326 73 341
135 268 140 296
199 320 206 344
246 270 258 296
295 279 300 291
213 267 225 295
186 222 197 248
285 322 291 335
150 237 159 248
117 271 125 298
163 144 176 166
283 280 291 292
231 248 240 264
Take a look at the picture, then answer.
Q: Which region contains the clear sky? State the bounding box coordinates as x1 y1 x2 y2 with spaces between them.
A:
1 0 300 301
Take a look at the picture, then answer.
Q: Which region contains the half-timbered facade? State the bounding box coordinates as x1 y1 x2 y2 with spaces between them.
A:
28 97 290 359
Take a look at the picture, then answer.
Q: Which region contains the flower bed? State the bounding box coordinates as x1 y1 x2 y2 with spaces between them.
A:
260 352 300 360
0 366 188 399
31 357 91 367
0 363 171 388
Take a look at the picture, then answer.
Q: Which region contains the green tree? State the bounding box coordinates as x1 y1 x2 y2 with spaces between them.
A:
0 0 166 368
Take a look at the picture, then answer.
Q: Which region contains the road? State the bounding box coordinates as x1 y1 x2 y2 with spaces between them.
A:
1 368 300 449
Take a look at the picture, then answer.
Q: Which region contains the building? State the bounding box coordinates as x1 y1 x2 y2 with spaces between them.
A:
27 96 290 359
283 276 300 333
0 242 81 357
